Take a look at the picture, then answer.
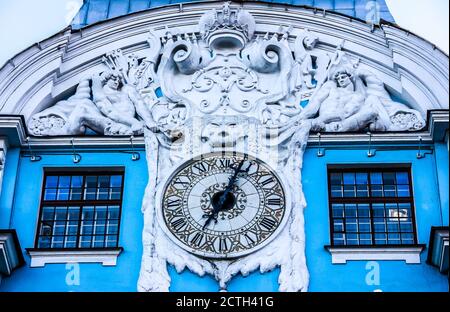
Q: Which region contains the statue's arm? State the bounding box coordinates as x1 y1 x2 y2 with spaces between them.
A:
299 82 332 119
91 75 115 116
127 86 159 131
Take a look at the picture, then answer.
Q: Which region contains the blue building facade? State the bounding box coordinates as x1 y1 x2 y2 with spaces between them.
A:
0 1 448 292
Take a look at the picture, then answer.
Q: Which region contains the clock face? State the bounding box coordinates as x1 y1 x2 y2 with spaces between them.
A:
160 152 288 258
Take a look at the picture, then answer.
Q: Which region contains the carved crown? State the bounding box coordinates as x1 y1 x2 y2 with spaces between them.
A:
199 2 255 48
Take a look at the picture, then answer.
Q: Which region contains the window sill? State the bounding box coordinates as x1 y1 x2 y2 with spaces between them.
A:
324 245 426 264
26 247 123 267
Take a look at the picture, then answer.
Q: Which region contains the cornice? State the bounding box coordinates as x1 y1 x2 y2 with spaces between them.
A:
0 110 447 150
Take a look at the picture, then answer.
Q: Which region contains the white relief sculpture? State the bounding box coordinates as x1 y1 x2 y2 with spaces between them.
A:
299 55 426 132
26 2 428 293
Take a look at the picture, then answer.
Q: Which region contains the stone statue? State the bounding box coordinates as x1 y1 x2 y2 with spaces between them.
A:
28 70 158 136
299 62 425 132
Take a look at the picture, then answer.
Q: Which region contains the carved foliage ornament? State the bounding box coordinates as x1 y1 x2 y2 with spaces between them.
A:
26 2 426 292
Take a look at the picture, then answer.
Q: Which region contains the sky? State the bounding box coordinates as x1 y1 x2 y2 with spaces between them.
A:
0 0 448 67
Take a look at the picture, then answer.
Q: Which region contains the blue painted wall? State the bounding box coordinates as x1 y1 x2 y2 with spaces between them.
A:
0 144 448 291
0 150 147 291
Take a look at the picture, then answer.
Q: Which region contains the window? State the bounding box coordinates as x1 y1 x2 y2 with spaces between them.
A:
328 167 417 246
35 171 124 249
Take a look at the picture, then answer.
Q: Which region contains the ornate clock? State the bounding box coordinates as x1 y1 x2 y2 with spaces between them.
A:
159 152 289 259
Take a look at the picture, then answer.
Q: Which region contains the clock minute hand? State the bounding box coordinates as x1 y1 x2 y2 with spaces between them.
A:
218 159 245 207
202 159 247 230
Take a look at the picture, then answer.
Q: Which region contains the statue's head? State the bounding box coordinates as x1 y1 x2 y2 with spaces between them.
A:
101 71 121 90
333 69 353 88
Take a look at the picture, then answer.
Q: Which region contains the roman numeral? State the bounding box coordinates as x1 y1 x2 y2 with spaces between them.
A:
219 237 228 252
267 197 282 207
218 158 231 168
243 233 256 245
170 218 187 231
259 217 276 231
190 232 204 247
173 177 190 188
259 176 274 187
167 198 181 208
193 162 209 173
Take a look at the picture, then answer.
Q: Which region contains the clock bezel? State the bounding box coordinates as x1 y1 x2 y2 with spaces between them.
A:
156 152 292 259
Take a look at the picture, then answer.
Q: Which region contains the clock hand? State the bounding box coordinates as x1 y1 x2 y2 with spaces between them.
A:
203 159 251 229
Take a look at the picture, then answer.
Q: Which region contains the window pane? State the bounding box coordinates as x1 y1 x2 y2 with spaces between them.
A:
332 204 344 218
45 176 58 188
397 184 410 197
400 222 413 232
80 220 93 235
384 185 396 197
98 188 109 200
93 237 105 248
95 206 107 220
82 206 95 220
346 233 358 245
40 222 53 236
358 219 371 232
57 188 70 200
343 173 355 185
66 221 79 235
333 233 345 245
372 203 385 217
85 188 97 200
98 176 110 188
370 172 382 184
374 233 387 245
356 185 369 197
345 204 357 217
79 235 92 248
333 219 344 232
373 218 386 232
383 172 396 185
359 233 372 245
51 236 64 248
86 176 97 188
71 176 83 187
401 233 414 244
343 185 355 197
110 175 123 187
71 188 83 200
105 235 118 247
64 236 77 248
371 185 383 197
44 189 57 200
355 173 368 185
110 187 121 200
396 172 409 184
330 173 342 186
387 233 400 244
38 236 51 248
42 207 55 221
55 207 67 220
107 220 119 235
108 206 120 219
358 204 370 217
58 176 71 188
331 185 343 198
345 218 358 232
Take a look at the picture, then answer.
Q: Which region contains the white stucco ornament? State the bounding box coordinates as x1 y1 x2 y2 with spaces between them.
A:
25 2 426 292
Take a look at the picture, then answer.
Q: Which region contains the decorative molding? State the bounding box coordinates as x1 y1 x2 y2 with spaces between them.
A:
0 2 447 120
26 248 123 267
0 230 25 276
325 245 426 264
1 110 447 149
427 226 449 273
